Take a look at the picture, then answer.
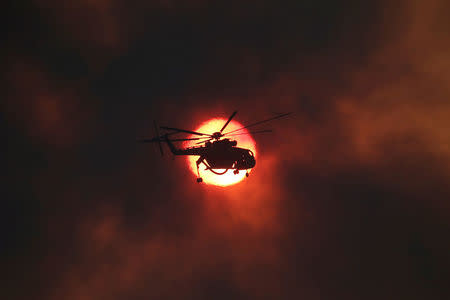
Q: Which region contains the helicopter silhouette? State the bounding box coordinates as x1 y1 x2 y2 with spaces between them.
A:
138 111 291 182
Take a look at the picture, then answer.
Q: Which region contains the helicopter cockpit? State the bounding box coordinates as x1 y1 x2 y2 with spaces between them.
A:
235 149 256 172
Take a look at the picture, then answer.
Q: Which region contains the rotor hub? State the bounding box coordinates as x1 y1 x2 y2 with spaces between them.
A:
212 132 223 140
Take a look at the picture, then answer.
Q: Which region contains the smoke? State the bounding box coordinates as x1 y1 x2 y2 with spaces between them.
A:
4 0 450 299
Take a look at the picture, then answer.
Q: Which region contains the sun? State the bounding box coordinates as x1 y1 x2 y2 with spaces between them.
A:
183 118 257 187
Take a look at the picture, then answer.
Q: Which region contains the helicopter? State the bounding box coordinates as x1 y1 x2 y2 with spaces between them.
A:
138 111 291 182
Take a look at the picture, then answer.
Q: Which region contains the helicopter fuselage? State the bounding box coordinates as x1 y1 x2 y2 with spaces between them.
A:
165 138 256 172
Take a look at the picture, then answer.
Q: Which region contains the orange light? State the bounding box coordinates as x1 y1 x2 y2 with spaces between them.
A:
184 118 256 186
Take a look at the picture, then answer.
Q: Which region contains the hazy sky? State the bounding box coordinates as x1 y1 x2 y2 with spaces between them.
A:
4 1 450 299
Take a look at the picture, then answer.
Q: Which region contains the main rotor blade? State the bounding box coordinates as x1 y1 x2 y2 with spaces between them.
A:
223 112 292 135
137 138 160 143
223 129 272 137
195 137 213 145
160 126 212 137
169 137 207 142
137 137 205 143
220 111 237 133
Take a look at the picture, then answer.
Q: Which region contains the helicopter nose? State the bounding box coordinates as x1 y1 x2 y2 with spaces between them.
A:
249 156 256 168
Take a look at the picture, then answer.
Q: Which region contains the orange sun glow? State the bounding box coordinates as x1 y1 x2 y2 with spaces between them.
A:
184 118 256 187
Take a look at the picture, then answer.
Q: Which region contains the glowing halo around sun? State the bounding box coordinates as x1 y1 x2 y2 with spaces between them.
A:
183 118 256 187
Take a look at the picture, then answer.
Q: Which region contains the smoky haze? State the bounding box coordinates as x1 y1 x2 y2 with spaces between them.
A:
4 0 450 299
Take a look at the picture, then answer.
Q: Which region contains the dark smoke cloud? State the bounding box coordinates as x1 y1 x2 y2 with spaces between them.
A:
4 0 450 299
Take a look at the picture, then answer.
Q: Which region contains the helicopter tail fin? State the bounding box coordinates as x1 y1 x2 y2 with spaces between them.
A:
163 134 183 155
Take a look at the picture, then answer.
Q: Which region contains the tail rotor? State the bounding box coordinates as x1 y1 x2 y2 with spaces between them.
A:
153 120 164 156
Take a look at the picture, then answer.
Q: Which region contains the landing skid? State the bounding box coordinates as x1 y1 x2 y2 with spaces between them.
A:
195 171 250 183
195 156 252 183
195 169 251 183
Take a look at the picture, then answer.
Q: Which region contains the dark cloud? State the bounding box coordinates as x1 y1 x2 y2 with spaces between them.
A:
4 0 450 299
